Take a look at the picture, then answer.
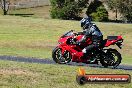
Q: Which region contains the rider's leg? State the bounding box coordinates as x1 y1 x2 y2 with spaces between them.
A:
84 44 95 52
81 44 95 59
81 41 100 61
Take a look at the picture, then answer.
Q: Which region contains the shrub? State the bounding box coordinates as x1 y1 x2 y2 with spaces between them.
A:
50 0 88 20
86 0 108 22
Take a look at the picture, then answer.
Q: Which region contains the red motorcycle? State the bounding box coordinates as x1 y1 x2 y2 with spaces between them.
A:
52 30 123 68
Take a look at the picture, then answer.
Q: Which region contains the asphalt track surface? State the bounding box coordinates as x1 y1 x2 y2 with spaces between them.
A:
0 56 132 71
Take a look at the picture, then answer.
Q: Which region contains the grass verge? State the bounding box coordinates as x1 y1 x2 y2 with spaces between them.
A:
0 60 132 88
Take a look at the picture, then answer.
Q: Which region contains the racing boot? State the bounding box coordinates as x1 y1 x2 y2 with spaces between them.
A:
82 48 87 59
82 48 97 64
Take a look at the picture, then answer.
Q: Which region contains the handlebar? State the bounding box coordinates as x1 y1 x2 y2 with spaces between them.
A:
74 32 84 36
67 37 77 45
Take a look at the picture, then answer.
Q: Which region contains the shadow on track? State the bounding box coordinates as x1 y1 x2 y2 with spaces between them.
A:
0 56 131 71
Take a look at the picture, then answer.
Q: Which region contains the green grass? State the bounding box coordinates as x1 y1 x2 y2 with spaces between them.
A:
0 60 132 88
0 15 131 64
8 6 51 19
0 15 79 58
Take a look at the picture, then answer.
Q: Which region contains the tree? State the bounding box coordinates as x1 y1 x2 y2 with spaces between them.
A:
106 0 132 22
106 0 119 21
86 0 108 21
50 0 89 20
119 0 132 22
0 0 9 15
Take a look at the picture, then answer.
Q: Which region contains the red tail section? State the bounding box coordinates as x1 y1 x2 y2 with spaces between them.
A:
105 36 123 47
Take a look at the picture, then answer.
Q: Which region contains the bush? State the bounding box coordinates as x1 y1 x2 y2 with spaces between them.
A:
86 0 108 22
50 0 88 20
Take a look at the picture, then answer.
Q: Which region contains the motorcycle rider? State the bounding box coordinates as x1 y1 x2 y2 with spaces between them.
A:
76 17 103 61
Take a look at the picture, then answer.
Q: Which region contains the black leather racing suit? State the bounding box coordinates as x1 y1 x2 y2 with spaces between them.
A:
78 23 103 54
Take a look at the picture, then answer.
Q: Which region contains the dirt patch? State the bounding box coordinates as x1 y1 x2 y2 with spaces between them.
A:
0 68 39 76
24 43 56 49
0 41 56 49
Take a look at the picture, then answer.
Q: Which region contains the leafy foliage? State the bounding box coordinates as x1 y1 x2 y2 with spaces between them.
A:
50 0 88 20
86 0 108 22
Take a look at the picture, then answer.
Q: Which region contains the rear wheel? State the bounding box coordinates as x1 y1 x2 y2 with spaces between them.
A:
100 49 122 68
111 49 122 68
52 47 71 64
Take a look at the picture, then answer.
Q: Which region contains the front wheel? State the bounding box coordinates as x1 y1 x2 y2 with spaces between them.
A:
52 47 72 64
100 49 122 68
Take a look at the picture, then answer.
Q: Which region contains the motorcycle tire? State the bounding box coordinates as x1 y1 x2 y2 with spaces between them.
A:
110 49 122 68
100 49 122 68
52 47 71 64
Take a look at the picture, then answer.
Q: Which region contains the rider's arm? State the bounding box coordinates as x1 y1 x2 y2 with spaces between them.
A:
76 28 92 45
77 35 87 43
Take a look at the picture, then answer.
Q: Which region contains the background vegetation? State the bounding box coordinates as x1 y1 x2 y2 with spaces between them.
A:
86 0 108 21
50 0 88 20
1 0 132 22
49 0 132 22
106 0 132 22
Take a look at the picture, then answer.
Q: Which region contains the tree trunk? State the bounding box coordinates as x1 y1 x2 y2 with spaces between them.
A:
3 0 7 15
115 8 117 21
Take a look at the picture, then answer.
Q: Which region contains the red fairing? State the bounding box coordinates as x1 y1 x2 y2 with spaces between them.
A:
57 34 93 62
58 36 70 46
105 36 123 47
